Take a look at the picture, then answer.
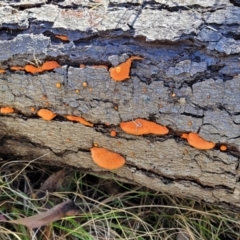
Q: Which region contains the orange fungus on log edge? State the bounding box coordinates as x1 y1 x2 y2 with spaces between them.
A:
90 147 125 170
187 132 215 150
110 130 117 137
24 61 61 74
10 66 24 71
66 115 93 127
220 145 227 151
181 133 188 139
37 109 57 121
120 118 169 135
0 106 14 114
109 56 143 81
55 35 69 41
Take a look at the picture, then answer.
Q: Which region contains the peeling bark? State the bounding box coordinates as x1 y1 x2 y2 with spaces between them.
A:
0 0 240 208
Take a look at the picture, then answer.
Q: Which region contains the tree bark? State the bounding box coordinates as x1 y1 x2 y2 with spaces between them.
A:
0 0 240 208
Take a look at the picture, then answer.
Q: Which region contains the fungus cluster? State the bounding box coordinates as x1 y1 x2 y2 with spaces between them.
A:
120 118 169 135
1 54 232 173
109 56 143 81
90 147 125 170
181 132 215 150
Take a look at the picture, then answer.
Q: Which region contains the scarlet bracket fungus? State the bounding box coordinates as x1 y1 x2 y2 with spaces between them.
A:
30 107 36 112
120 118 169 135
90 147 125 170
109 56 143 81
56 82 61 88
37 109 57 121
66 115 93 127
55 35 69 41
0 106 14 114
92 65 108 69
110 130 117 137
10 66 24 71
220 145 227 151
24 61 61 74
181 133 189 139
186 132 215 150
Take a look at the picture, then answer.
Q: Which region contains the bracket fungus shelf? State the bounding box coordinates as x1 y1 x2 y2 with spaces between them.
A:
120 119 169 135
90 147 126 170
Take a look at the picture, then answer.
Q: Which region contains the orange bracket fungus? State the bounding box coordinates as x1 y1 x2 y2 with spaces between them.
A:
109 56 143 81
181 133 188 139
66 115 93 127
120 118 169 135
10 66 24 71
93 65 108 69
55 82 61 88
186 132 215 150
55 35 69 41
0 69 6 73
0 106 14 114
41 61 61 71
220 145 227 151
37 109 57 121
90 147 125 170
110 130 117 137
82 82 88 87
24 61 61 74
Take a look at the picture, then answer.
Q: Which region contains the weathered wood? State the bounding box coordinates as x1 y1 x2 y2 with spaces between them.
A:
0 0 239 208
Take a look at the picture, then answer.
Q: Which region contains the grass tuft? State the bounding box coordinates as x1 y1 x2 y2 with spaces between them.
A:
0 158 240 240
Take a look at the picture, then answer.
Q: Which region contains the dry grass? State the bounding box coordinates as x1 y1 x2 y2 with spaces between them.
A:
0 157 240 240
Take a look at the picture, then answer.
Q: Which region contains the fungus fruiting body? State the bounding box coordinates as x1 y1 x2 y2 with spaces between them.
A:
55 35 69 41
24 65 43 74
181 133 188 139
120 118 169 135
93 65 108 69
79 64 85 68
110 130 117 137
109 56 143 81
220 145 227 151
0 106 14 114
10 66 24 71
37 109 57 121
41 61 61 71
82 82 88 87
30 107 36 112
0 69 6 73
186 132 215 150
66 115 93 127
24 61 60 74
56 82 61 88
90 147 125 170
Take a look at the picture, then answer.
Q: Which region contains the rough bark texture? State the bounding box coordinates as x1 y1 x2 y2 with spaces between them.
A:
0 0 240 208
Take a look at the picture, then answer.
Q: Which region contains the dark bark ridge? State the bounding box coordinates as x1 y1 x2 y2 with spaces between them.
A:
0 0 239 207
